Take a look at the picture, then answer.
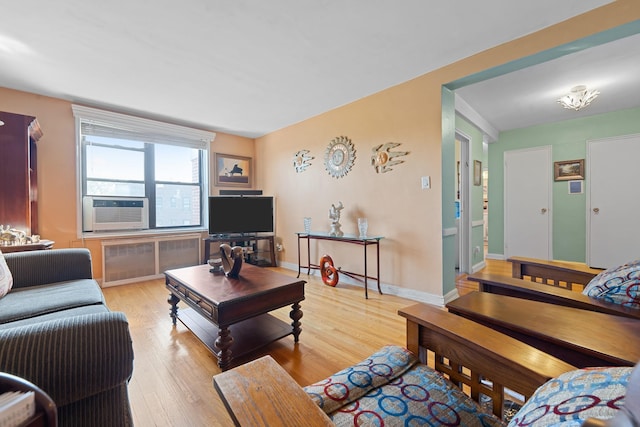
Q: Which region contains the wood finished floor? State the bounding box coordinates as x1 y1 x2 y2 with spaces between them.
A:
101 259 512 426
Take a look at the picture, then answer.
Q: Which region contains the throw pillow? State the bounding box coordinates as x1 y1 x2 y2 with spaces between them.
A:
303 345 419 415
508 366 631 427
0 250 13 298
582 259 640 308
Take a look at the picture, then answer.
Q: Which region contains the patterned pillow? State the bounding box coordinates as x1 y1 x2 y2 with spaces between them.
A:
508 366 631 427
0 250 13 298
329 363 505 427
582 259 640 308
303 345 419 415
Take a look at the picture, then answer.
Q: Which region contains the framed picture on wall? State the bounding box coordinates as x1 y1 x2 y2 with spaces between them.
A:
568 180 583 194
214 153 252 187
473 160 482 186
554 159 584 181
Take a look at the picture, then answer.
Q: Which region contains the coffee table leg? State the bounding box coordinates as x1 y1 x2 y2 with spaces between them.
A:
168 293 179 326
216 326 234 370
290 302 303 342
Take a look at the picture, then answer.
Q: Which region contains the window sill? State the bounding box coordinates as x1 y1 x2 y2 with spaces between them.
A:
80 227 207 240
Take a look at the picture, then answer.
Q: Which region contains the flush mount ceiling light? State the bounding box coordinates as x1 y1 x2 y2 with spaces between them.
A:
557 85 600 111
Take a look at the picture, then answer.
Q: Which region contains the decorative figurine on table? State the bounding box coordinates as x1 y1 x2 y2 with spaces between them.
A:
328 201 344 237
220 244 243 278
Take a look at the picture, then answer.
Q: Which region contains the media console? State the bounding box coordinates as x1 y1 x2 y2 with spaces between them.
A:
203 234 276 267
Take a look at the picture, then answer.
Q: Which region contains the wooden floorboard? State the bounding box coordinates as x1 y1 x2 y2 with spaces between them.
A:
101 259 511 426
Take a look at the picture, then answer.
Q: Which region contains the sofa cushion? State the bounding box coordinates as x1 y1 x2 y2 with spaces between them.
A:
582 259 640 308
508 366 631 427
328 363 504 427
0 304 109 329
0 279 105 324
303 345 419 415
0 250 12 299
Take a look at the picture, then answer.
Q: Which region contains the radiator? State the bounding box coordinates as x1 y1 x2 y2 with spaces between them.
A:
102 234 201 287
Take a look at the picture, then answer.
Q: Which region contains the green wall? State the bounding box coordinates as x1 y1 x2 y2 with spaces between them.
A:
488 106 640 262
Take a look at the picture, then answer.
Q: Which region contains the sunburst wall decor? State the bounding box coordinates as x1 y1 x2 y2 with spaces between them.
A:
324 136 356 178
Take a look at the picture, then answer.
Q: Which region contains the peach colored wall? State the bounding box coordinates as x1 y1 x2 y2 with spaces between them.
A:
256 1 640 299
0 88 253 278
209 132 255 194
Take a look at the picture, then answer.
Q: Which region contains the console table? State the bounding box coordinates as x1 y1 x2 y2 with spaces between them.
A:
203 235 276 267
296 232 383 299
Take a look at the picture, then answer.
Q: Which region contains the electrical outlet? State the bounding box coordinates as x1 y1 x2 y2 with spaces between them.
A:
421 176 430 189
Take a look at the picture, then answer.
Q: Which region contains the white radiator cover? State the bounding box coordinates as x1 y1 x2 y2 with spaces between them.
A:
101 234 201 287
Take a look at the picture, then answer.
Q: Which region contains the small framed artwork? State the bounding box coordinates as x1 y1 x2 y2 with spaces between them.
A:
473 160 482 186
554 159 584 181
214 153 252 187
568 180 583 194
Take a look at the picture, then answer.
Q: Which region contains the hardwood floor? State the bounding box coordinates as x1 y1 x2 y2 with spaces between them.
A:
101 259 511 426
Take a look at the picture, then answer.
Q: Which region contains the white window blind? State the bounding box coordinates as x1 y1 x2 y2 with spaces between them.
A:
72 105 216 149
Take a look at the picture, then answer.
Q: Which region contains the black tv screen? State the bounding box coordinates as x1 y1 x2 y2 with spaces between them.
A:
208 196 274 235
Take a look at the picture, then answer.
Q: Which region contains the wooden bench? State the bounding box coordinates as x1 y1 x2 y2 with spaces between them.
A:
467 271 640 320
507 256 603 291
214 304 576 424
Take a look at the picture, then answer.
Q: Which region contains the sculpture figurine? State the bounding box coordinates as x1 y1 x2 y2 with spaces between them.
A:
0 225 27 246
220 244 243 278
328 201 344 237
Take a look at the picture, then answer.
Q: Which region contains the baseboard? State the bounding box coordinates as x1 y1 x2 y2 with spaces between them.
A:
486 252 506 260
278 261 445 307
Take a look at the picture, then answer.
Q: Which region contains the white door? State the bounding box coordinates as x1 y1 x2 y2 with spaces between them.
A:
504 146 552 259
588 134 640 268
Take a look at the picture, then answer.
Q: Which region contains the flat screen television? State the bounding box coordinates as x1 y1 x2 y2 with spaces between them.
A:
208 196 274 235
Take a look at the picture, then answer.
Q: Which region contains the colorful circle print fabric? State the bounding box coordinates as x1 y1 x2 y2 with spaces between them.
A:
303 345 503 426
507 366 631 427
582 259 640 308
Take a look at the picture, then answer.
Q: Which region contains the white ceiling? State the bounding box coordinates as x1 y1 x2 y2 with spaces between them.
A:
455 31 640 134
0 1 619 138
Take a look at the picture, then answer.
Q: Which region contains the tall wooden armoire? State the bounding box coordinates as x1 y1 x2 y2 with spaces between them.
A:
0 111 43 236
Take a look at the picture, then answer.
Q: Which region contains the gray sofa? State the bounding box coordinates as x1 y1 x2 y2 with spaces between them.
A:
0 248 134 427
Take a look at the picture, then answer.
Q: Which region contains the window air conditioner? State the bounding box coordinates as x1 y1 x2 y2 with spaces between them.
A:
83 196 149 231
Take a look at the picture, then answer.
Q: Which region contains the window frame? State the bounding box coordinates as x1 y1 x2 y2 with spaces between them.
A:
72 105 215 238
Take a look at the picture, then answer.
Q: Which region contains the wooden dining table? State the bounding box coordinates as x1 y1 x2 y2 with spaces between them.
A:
446 292 640 368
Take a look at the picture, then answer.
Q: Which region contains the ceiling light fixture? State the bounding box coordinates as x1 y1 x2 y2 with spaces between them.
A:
0 120 4 126
557 85 600 111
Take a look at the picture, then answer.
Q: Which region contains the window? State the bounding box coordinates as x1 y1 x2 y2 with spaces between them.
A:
73 105 215 234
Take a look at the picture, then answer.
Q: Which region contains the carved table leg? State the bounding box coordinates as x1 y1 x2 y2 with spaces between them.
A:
167 293 179 325
215 326 234 371
290 302 303 342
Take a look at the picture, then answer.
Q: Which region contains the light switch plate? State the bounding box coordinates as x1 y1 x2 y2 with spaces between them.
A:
421 176 430 189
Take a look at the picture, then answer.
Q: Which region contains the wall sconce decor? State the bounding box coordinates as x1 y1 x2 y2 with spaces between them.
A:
293 150 313 173
371 142 409 173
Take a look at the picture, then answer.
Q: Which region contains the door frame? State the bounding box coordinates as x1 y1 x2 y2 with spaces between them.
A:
456 131 471 273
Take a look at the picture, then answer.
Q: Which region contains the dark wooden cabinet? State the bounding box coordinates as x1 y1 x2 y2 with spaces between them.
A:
0 111 43 236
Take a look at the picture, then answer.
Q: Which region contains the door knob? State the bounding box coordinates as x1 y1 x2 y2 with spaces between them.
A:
593 208 600 214
541 208 547 214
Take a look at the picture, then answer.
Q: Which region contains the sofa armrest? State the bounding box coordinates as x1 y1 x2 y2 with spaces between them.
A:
0 312 134 407
5 248 94 289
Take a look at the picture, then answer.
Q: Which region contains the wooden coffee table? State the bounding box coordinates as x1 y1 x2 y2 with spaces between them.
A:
446 292 640 368
165 263 305 370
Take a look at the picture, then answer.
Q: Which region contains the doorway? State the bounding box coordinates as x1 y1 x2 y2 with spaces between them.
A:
455 132 471 273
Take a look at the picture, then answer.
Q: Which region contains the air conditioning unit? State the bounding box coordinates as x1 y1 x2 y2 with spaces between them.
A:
83 196 149 231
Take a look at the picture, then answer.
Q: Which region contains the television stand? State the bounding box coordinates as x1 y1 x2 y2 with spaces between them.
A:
203 234 276 267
